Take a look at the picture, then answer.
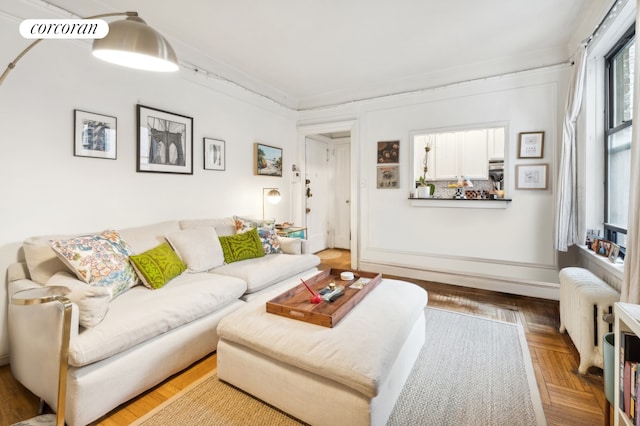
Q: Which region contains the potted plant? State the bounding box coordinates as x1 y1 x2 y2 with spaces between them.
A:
416 177 435 198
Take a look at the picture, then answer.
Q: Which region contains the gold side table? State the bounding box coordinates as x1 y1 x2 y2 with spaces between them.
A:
11 286 72 426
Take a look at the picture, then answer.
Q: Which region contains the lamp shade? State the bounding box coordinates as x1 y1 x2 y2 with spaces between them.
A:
92 16 178 72
266 189 281 204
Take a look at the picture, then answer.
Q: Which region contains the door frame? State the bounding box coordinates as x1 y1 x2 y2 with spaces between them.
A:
296 120 358 270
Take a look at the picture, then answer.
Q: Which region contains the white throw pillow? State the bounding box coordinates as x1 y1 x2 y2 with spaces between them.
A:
277 236 302 255
46 271 111 328
165 227 225 272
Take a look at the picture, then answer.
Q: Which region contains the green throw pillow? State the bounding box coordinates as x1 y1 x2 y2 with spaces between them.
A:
218 228 265 264
129 242 186 289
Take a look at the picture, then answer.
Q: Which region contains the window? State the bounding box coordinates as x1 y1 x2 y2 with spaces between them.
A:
604 25 635 259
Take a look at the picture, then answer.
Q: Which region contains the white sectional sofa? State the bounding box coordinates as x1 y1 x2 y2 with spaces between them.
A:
7 217 320 426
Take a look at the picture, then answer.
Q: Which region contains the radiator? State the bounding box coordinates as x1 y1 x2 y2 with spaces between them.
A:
559 267 620 374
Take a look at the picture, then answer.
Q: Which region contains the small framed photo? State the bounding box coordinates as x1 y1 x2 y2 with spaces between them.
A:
518 131 544 158
255 143 282 177
377 165 399 188
137 104 193 174
203 138 225 171
516 164 548 190
608 243 620 263
377 140 399 164
74 110 117 159
593 239 613 257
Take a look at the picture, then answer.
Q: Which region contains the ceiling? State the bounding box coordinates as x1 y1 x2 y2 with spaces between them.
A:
34 0 611 109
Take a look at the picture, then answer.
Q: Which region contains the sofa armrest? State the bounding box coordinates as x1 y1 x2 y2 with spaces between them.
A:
8 286 78 413
301 239 311 255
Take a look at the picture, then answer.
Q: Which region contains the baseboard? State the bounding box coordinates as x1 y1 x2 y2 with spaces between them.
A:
359 262 560 300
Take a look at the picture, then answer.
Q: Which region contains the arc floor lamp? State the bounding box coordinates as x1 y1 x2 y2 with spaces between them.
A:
6 11 177 426
1 11 178 87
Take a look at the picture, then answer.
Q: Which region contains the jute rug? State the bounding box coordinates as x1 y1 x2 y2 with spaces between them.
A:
133 308 546 426
316 249 343 260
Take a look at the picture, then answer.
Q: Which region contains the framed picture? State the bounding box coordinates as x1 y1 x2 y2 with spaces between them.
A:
203 138 225 171
608 243 620 263
74 110 117 159
516 164 548 190
592 239 613 258
377 165 399 188
377 140 399 164
518 131 544 158
255 143 282 177
136 104 193 174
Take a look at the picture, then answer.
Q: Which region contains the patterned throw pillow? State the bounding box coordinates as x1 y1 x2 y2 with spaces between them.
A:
49 230 139 299
233 215 281 254
129 242 186 289
218 228 266 263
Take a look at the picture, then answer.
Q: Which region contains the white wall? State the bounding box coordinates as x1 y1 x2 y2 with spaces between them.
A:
0 7 297 363
300 65 570 299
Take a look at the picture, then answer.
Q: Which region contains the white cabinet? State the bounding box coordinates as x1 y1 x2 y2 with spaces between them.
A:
432 131 488 180
487 128 505 161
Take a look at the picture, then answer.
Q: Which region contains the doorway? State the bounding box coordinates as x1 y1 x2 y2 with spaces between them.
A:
304 134 351 253
296 120 357 269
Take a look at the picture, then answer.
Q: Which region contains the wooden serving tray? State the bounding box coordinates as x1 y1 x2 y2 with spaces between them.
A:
266 268 382 327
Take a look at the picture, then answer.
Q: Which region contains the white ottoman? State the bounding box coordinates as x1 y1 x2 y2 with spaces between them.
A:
217 279 427 426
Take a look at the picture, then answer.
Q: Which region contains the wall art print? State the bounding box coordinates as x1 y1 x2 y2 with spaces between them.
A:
254 143 282 177
377 140 399 164
377 165 399 188
204 137 225 171
74 109 117 160
137 104 193 174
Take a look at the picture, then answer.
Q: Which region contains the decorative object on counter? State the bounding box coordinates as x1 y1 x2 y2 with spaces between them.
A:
518 131 545 158
608 243 620 263
516 164 548 190
377 140 400 164
377 165 399 188
74 110 117 160
422 139 433 179
255 143 283 176
137 104 193 174
203 137 225 171
415 177 435 198
585 229 600 249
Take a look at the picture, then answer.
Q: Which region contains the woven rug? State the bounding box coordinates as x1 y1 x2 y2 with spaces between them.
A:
133 308 546 426
316 249 344 260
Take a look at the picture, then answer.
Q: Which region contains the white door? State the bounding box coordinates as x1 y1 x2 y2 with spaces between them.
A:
305 137 329 253
332 141 351 249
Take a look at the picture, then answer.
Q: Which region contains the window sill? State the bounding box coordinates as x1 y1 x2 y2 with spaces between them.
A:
576 244 624 279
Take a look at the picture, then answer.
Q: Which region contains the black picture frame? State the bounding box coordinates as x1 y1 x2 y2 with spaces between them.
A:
74 109 117 160
136 104 193 174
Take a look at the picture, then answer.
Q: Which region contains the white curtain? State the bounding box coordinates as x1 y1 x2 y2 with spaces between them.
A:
621 12 640 303
554 42 588 252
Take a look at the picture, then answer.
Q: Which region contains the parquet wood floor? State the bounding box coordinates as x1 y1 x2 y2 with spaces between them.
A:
0 249 606 425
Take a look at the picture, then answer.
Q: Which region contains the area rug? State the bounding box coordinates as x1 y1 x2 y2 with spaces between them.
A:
316 249 343 260
133 308 546 426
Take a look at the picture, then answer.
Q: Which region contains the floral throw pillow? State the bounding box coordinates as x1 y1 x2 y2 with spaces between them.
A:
233 215 281 254
49 230 139 299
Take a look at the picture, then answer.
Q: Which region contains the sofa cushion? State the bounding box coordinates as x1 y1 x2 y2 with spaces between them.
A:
68 272 248 367
23 235 71 285
277 236 302 255
179 217 236 237
165 227 225 272
118 221 181 254
211 253 320 294
46 271 111 328
218 229 265 264
129 243 187 289
49 230 139 299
